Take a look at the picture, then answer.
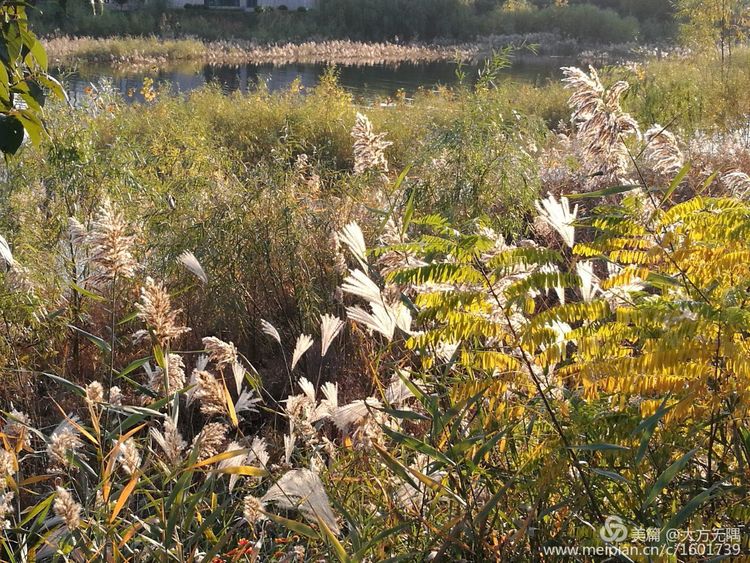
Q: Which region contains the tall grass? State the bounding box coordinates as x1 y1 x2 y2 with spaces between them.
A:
0 53 749 560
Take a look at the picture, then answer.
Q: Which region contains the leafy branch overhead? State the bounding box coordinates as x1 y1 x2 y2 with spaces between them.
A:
0 0 64 154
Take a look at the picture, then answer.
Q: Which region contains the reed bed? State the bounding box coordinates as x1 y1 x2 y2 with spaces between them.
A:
44 36 483 66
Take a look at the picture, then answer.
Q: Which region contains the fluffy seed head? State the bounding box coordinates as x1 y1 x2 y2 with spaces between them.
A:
86 198 137 280
202 336 238 367
85 381 104 406
192 422 228 461
243 495 266 525
3 410 32 451
150 418 186 465
136 277 191 346
116 438 141 476
54 487 82 530
351 112 392 175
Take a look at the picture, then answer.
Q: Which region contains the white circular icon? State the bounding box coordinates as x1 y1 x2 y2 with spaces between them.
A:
600 516 629 543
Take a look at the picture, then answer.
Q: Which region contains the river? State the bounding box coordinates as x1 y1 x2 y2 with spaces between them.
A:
56 56 573 104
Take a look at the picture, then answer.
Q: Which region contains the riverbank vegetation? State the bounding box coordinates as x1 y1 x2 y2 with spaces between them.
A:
2 36 750 557
43 36 483 65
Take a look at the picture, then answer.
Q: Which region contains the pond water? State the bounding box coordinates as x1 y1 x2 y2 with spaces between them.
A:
56 56 573 104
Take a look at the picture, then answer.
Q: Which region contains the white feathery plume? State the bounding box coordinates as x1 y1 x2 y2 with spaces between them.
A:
262 468 340 535
177 250 208 284
346 300 410 341
576 261 599 302
319 314 344 358
291 334 314 371
643 124 684 177
321 381 338 406
185 355 209 406
235 388 262 414
346 304 395 341
331 398 382 432
393 302 413 334
283 433 296 465
150 418 186 465
723 171 750 199
298 377 316 402
0 235 14 269
341 269 382 303
218 441 247 492
231 361 245 395
535 194 578 248
247 436 270 469
337 222 368 271
313 381 339 422
202 336 238 367
260 319 282 345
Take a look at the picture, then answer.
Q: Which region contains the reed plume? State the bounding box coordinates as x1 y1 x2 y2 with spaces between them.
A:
3 410 31 451
242 495 266 525
85 381 104 406
0 491 13 529
351 113 392 175
150 418 186 465
262 468 340 534
722 171 750 198
0 449 15 484
53 487 82 530
116 438 141 476
644 124 684 177
202 336 238 367
193 370 228 417
145 354 186 397
86 198 137 281
562 66 639 182
47 418 83 471
192 422 228 461
136 277 191 346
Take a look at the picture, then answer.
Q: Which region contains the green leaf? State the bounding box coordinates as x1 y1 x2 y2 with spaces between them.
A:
68 324 111 354
660 162 691 206
117 357 151 379
661 484 725 543
0 114 24 155
381 426 455 467
70 282 105 302
17 109 45 145
318 516 352 563
591 468 629 484
642 448 697 510
263 510 319 539
0 63 9 104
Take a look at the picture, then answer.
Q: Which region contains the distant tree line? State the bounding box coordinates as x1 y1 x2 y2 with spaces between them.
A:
31 0 677 43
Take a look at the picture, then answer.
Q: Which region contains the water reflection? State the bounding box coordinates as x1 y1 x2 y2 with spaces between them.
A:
57 58 569 105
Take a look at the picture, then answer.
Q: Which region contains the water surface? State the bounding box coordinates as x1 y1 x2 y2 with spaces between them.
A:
57 57 572 104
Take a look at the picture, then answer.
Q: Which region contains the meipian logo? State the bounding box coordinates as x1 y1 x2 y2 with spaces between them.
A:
600 516 629 543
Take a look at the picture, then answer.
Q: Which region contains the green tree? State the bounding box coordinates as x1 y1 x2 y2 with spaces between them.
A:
677 0 750 63
0 0 63 156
